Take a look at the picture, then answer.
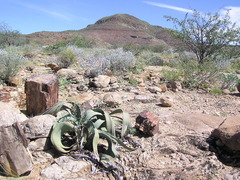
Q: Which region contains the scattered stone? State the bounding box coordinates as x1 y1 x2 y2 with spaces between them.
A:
28 138 51 151
77 84 88 91
135 110 160 136
0 101 28 126
222 89 231 94
103 93 122 107
148 86 162 93
47 63 61 72
41 156 90 179
23 114 55 139
134 94 157 103
57 68 78 80
110 76 117 84
90 75 111 88
236 70 240 74
169 81 182 92
159 83 168 92
67 93 94 104
8 70 27 86
160 96 173 107
211 115 240 150
25 74 59 116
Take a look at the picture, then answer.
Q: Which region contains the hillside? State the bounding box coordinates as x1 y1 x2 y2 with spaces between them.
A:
25 14 181 48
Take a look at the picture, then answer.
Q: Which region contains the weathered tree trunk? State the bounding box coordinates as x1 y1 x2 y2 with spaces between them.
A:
0 122 32 176
25 74 58 116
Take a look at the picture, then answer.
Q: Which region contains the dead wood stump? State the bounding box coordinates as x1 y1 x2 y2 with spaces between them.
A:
0 123 32 176
25 74 58 116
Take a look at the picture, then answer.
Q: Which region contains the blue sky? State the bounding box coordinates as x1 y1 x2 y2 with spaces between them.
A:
1 0 240 34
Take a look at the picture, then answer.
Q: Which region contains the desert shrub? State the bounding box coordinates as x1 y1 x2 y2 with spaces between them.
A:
0 47 24 84
210 88 223 95
220 73 239 91
107 48 136 72
43 35 95 54
58 48 77 68
161 68 182 82
147 56 164 66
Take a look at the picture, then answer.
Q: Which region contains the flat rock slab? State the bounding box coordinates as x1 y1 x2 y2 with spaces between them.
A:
174 113 224 134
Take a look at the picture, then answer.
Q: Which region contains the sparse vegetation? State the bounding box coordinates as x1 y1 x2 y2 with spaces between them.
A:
0 47 24 84
165 10 240 64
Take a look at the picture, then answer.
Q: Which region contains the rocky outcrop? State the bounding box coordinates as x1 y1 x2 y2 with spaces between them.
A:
211 115 240 150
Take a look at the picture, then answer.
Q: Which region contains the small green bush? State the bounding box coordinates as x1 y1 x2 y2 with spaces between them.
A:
0 47 24 84
220 73 239 91
147 56 164 66
210 88 223 95
58 48 76 68
161 69 182 82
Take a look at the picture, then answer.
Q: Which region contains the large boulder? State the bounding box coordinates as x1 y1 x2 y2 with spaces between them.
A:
0 101 28 126
211 115 240 150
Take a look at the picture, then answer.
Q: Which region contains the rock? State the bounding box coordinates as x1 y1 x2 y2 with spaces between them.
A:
134 94 157 103
68 93 94 104
77 84 88 91
8 70 27 86
174 113 224 134
135 110 160 136
25 74 59 116
0 123 32 176
169 81 182 92
160 96 173 107
80 96 102 110
23 114 55 139
41 156 90 179
28 138 51 151
103 93 122 107
237 83 240 92
57 68 78 79
159 83 168 92
211 115 240 150
148 86 162 93
222 89 231 94
47 63 61 72
236 70 240 74
0 101 28 126
110 76 117 84
90 75 111 88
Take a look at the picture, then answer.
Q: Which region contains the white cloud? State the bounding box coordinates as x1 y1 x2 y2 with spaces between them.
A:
220 6 240 26
15 1 72 21
143 1 194 13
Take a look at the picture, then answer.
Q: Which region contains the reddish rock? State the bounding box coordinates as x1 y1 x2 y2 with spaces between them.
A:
211 115 240 150
135 110 160 136
25 74 58 116
160 96 173 107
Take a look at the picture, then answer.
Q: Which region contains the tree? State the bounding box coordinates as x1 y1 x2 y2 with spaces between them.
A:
165 10 240 64
0 22 21 47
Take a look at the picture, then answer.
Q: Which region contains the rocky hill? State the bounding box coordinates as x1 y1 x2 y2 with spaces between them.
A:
25 14 181 48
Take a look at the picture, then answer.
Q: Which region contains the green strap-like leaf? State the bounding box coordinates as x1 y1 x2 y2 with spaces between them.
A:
42 101 68 115
84 110 103 121
109 109 123 115
92 128 100 155
93 119 105 129
50 122 75 153
99 130 135 151
121 112 131 137
104 111 115 136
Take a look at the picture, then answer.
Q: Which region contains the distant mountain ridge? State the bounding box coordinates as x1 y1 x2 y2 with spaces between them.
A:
25 14 181 48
